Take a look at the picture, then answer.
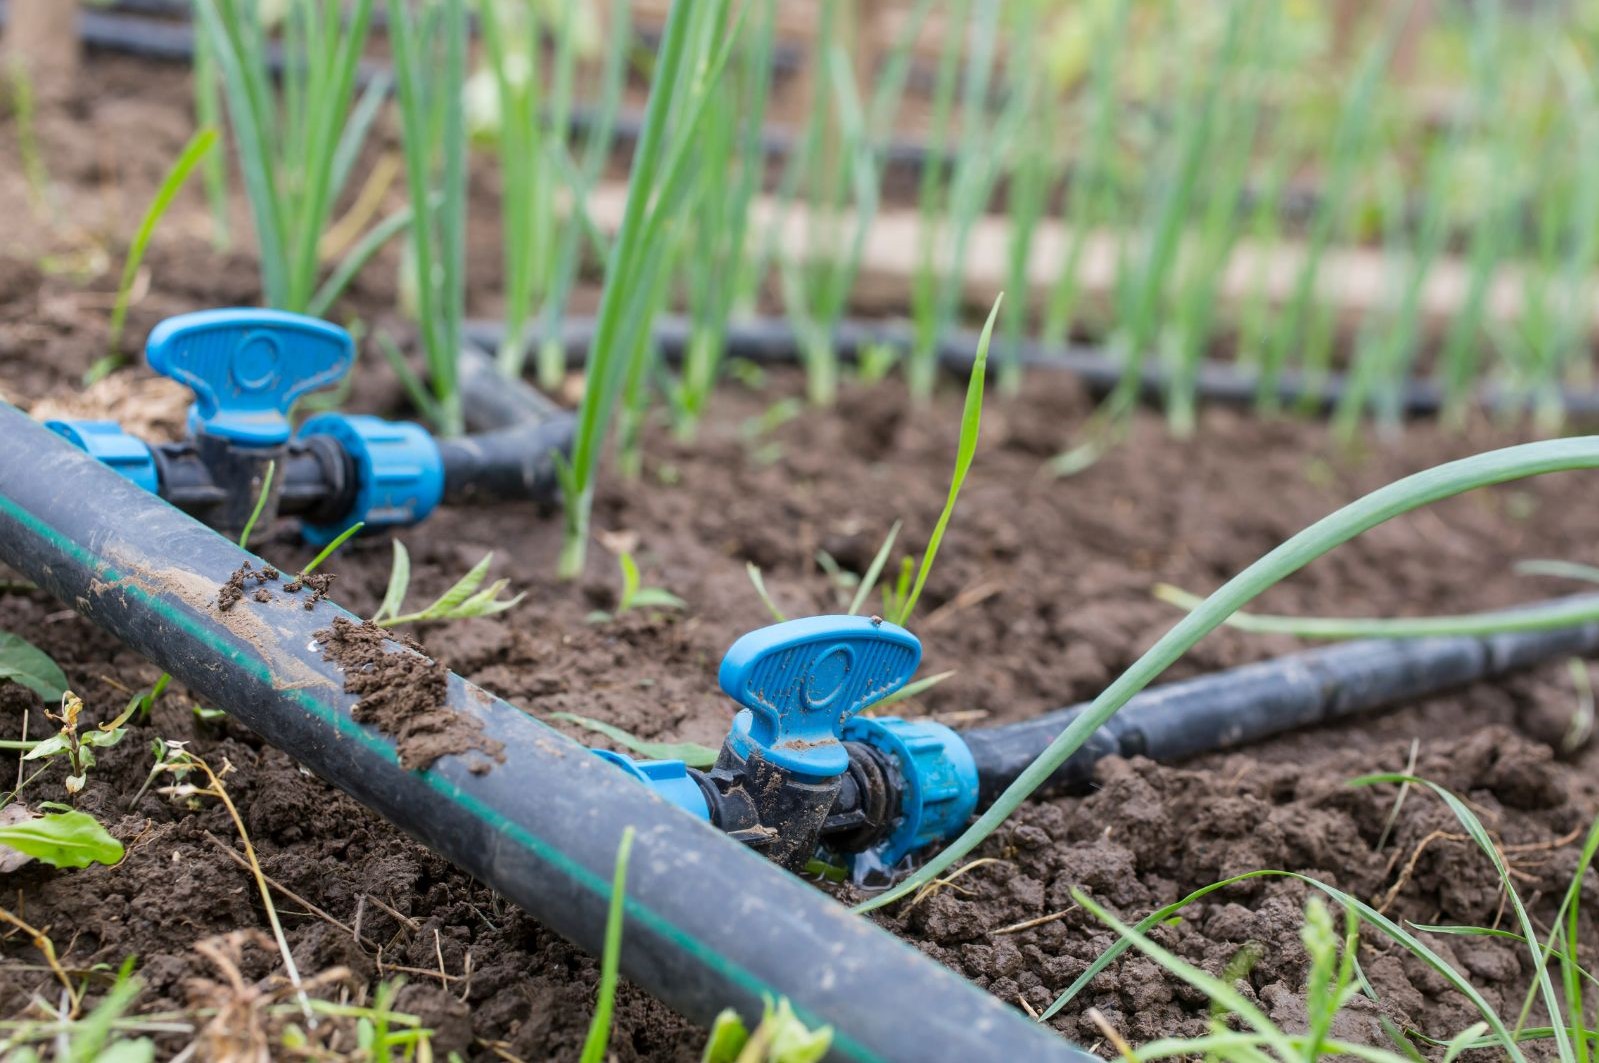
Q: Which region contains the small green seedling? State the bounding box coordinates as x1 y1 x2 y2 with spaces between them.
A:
7 64 49 215
20 692 128 796
701 996 833 1063
745 563 787 623
372 541 525 628
129 738 195 810
93 127 219 383
587 552 686 623
0 956 153 1060
888 295 998 629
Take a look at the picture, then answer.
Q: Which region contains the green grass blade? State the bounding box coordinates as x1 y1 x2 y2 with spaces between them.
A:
746 563 787 623
306 203 413 319
106 126 217 359
1153 584 1599 640
376 539 411 623
1349 775 1573 1061
1516 560 1599 585
1072 889 1299 1057
848 520 902 617
856 437 1599 915
301 522 364 576
237 459 276 552
895 296 999 626
551 713 717 769
1040 869 1525 1059
580 826 634 1063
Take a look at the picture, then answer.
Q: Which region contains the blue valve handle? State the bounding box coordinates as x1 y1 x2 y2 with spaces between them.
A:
720 615 921 778
146 308 354 447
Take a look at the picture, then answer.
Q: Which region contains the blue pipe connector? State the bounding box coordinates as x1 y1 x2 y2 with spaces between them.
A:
589 617 983 874
841 715 980 868
591 750 711 820
37 308 570 542
295 413 443 547
44 420 159 494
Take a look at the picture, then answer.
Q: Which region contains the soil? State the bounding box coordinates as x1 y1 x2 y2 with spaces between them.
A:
314 615 502 773
0 48 1595 1063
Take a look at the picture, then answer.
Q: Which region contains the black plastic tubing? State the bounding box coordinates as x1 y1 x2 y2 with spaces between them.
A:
442 345 573 508
0 402 1096 1063
464 316 1599 420
961 616 1599 805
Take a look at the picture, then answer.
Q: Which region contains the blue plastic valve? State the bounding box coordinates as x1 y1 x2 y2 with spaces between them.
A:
146 308 354 447
295 413 444 547
591 749 711 820
842 715 979 867
720 615 921 779
45 420 160 494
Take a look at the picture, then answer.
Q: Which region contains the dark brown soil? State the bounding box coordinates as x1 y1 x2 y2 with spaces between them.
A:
217 561 279 612
0 49 1595 1063
314 615 502 773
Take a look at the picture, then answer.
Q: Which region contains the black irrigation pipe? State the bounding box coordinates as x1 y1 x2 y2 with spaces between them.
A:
0 1 1289 194
0 401 1099 1063
960 609 1599 805
464 314 1599 419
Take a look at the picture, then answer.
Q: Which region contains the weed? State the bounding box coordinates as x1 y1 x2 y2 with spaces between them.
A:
552 712 717 769
745 563 787 623
5 63 49 215
889 295 999 627
153 746 314 1021
91 127 219 383
0 631 68 701
702 997 832 1063
8 692 130 796
578 826 831 1063
586 552 685 623
372 541 524 628
236 458 276 552
0 805 123 870
0 956 155 1060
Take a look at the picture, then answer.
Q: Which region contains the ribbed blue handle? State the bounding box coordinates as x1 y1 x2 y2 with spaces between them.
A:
720 615 921 777
146 308 354 446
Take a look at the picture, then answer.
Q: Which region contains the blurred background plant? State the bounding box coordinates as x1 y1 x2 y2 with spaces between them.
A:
165 0 1599 551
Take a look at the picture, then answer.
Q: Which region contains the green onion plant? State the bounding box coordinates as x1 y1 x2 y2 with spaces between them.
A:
383 0 468 437
194 0 400 317
555 0 745 578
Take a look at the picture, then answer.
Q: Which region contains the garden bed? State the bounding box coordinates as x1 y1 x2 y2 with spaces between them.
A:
1 51 1597 1062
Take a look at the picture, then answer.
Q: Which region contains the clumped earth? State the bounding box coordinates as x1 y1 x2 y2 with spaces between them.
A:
314 615 502 773
0 50 1595 1063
